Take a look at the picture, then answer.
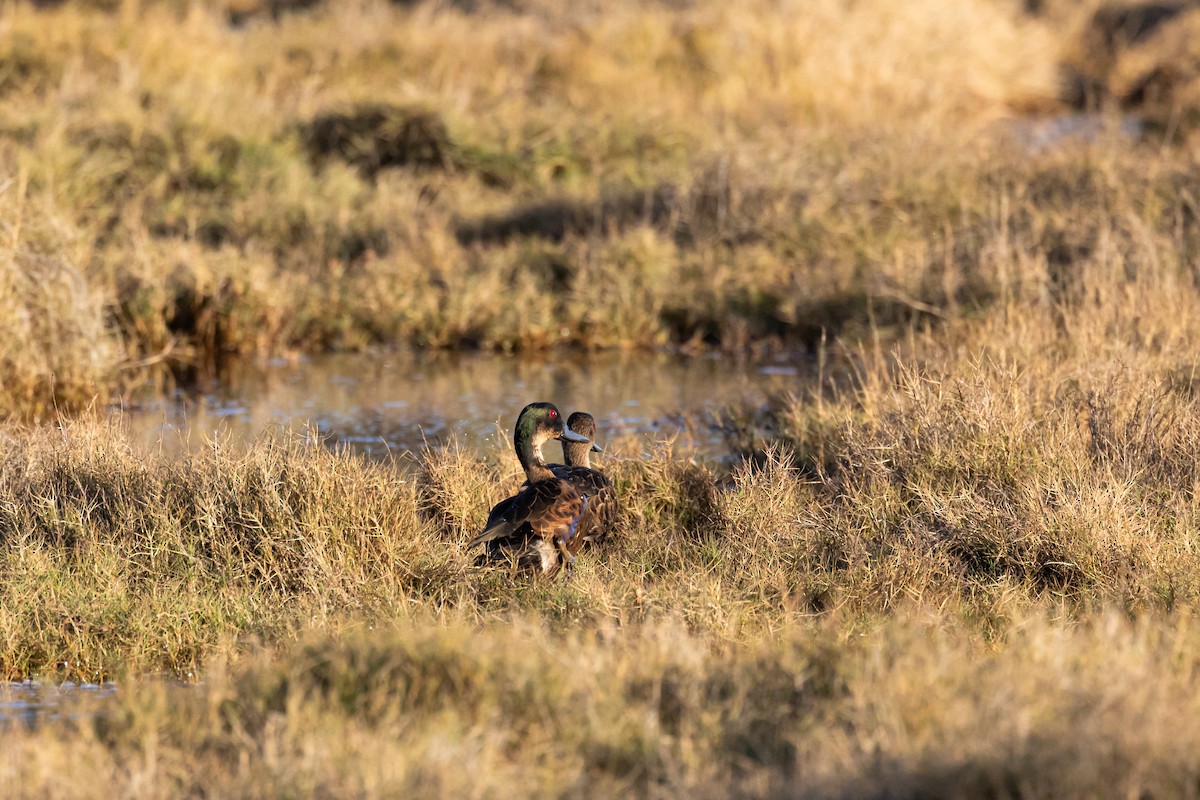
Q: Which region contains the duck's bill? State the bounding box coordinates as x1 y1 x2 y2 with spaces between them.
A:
559 427 590 443
590 442 603 453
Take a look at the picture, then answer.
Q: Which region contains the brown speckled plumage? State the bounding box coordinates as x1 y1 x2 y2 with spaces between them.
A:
552 412 617 547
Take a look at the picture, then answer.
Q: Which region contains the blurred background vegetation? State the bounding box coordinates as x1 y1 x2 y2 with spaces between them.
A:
4 0 1200 416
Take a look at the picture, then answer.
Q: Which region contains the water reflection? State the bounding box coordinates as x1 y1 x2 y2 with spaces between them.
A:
115 350 811 460
0 681 117 730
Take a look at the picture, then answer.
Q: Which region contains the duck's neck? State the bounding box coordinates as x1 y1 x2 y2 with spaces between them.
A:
562 441 592 469
516 426 555 483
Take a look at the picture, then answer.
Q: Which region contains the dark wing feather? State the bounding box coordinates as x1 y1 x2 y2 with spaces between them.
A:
475 494 533 561
469 478 585 549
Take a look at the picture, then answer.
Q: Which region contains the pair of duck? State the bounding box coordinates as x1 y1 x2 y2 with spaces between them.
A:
468 402 616 576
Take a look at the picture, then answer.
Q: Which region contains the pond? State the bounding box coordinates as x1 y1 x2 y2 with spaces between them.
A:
0 681 118 729
114 349 813 462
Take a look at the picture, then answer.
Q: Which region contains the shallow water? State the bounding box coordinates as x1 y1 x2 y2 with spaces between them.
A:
999 112 1144 154
0 681 117 729
114 350 812 461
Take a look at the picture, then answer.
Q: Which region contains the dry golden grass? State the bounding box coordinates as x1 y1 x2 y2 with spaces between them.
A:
2 0 1195 414
0 0 1082 415
3 274 1200 796
6 1 1200 795
7 610 1200 797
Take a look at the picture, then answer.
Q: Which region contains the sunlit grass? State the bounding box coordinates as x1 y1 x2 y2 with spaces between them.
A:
0 0 1079 415
6 0 1200 795
5 273 1200 793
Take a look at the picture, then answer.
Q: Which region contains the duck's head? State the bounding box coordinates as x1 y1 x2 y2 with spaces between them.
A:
515 402 589 456
564 411 603 465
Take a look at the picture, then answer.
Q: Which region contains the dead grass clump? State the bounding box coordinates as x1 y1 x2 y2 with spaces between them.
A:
168 437 439 599
112 240 294 367
415 437 507 542
775 345 1200 611
63 119 257 248
715 447 849 612
0 33 63 97
11 612 1200 798
611 443 724 544
453 175 753 248
1111 6 1200 130
1076 383 1200 490
224 0 326 26
1 426 156 551
0 251 119 415
1057 1 1200 132
301 104 457 179
0 423 458 677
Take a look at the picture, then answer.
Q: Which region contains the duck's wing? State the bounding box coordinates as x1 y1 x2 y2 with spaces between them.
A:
550 465 616 542
469 479 581 548
551 464 614 497
476 494 534 559
533 488 589 553
482 494 518 531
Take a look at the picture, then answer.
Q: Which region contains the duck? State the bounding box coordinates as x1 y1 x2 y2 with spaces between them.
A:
549 411 617 547
505 410 617 550
469 402 593 576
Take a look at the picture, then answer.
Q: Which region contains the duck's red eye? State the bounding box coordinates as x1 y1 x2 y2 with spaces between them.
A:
549 409 558 418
